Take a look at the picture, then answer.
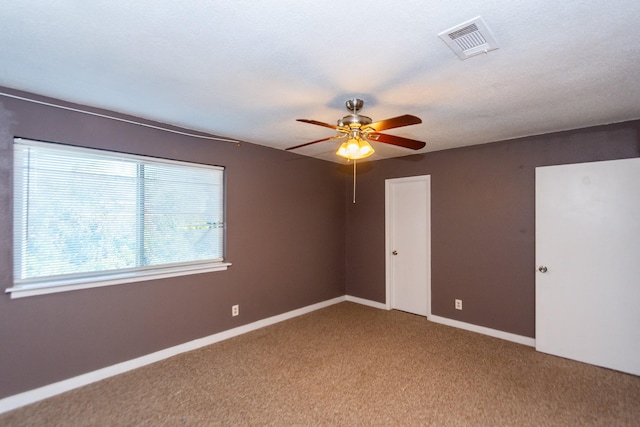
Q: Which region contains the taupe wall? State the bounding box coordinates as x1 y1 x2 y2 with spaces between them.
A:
0 88 347 398
2 86 639 400
345 121 640 337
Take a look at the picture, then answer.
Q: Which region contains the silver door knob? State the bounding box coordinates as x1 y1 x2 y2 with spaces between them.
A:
538 266 548 273
392 251 398 255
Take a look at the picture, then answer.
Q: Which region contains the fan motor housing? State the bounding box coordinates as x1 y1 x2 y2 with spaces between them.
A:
338 114 372 128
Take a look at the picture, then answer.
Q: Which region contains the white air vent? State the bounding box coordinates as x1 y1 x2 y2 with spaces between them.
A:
438 16 499 60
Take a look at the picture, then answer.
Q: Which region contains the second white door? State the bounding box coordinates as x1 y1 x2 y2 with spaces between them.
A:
536 157 640 375
386 175 431 316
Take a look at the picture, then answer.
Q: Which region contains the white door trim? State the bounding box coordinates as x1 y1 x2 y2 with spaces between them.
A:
385 175 431 317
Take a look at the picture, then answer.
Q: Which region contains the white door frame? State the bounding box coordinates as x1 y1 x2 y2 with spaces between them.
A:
385 175 431 317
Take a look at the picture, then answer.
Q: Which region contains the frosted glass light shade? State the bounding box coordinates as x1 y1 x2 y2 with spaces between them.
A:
336 137 374 160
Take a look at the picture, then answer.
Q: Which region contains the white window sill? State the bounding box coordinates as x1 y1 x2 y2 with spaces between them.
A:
5 262 232 299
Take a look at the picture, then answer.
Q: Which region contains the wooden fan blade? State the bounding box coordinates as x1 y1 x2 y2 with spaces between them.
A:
367 115 422 132
368 133 426 150
286 136 335 151
296 119 339 130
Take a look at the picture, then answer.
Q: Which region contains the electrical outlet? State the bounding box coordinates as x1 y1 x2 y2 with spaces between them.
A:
232 304 239 317
455 299 462 310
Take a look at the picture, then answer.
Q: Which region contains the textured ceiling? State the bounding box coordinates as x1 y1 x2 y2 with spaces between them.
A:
1 0 639 163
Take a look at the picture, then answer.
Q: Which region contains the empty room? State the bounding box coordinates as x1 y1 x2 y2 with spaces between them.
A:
1 1 639 425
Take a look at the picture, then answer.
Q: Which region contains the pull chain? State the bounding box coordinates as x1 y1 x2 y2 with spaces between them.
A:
352 159 357 204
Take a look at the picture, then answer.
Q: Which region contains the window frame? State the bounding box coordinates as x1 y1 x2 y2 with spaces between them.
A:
7 138 230 299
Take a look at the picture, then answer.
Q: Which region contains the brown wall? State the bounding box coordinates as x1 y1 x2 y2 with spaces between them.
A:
345 121 640 337
0 88 347 398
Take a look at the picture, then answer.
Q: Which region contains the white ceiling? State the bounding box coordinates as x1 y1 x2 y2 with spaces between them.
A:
1 0 639 163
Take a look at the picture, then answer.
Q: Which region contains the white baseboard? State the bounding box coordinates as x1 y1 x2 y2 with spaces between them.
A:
429 314 536 347
0 296 347 414
0 296 535 414
345 296 534 347
345 295 388 310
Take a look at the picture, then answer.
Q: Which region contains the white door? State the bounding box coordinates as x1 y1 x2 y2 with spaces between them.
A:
386 175 431 316
536 158 640 375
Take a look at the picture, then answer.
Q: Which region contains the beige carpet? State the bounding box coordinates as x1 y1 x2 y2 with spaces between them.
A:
2 302 639 426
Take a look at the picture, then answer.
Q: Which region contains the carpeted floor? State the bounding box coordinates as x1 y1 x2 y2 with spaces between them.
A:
2 302 639 426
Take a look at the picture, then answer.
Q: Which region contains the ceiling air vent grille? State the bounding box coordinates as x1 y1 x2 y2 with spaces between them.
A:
438 16 499 60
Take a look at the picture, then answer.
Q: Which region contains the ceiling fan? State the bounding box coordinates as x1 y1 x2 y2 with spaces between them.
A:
286 98 426 160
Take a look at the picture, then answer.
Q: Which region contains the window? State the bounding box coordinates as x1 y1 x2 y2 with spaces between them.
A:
8 138 228 298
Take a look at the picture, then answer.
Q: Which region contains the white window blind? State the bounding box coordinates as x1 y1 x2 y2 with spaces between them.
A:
12 138 226 294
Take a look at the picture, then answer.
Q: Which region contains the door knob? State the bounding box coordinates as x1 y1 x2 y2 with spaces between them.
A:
538 265 548 273
392 250 398 255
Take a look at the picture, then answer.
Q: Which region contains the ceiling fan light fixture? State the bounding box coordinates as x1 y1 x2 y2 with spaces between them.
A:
288 98 425 160
336 137 374 160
